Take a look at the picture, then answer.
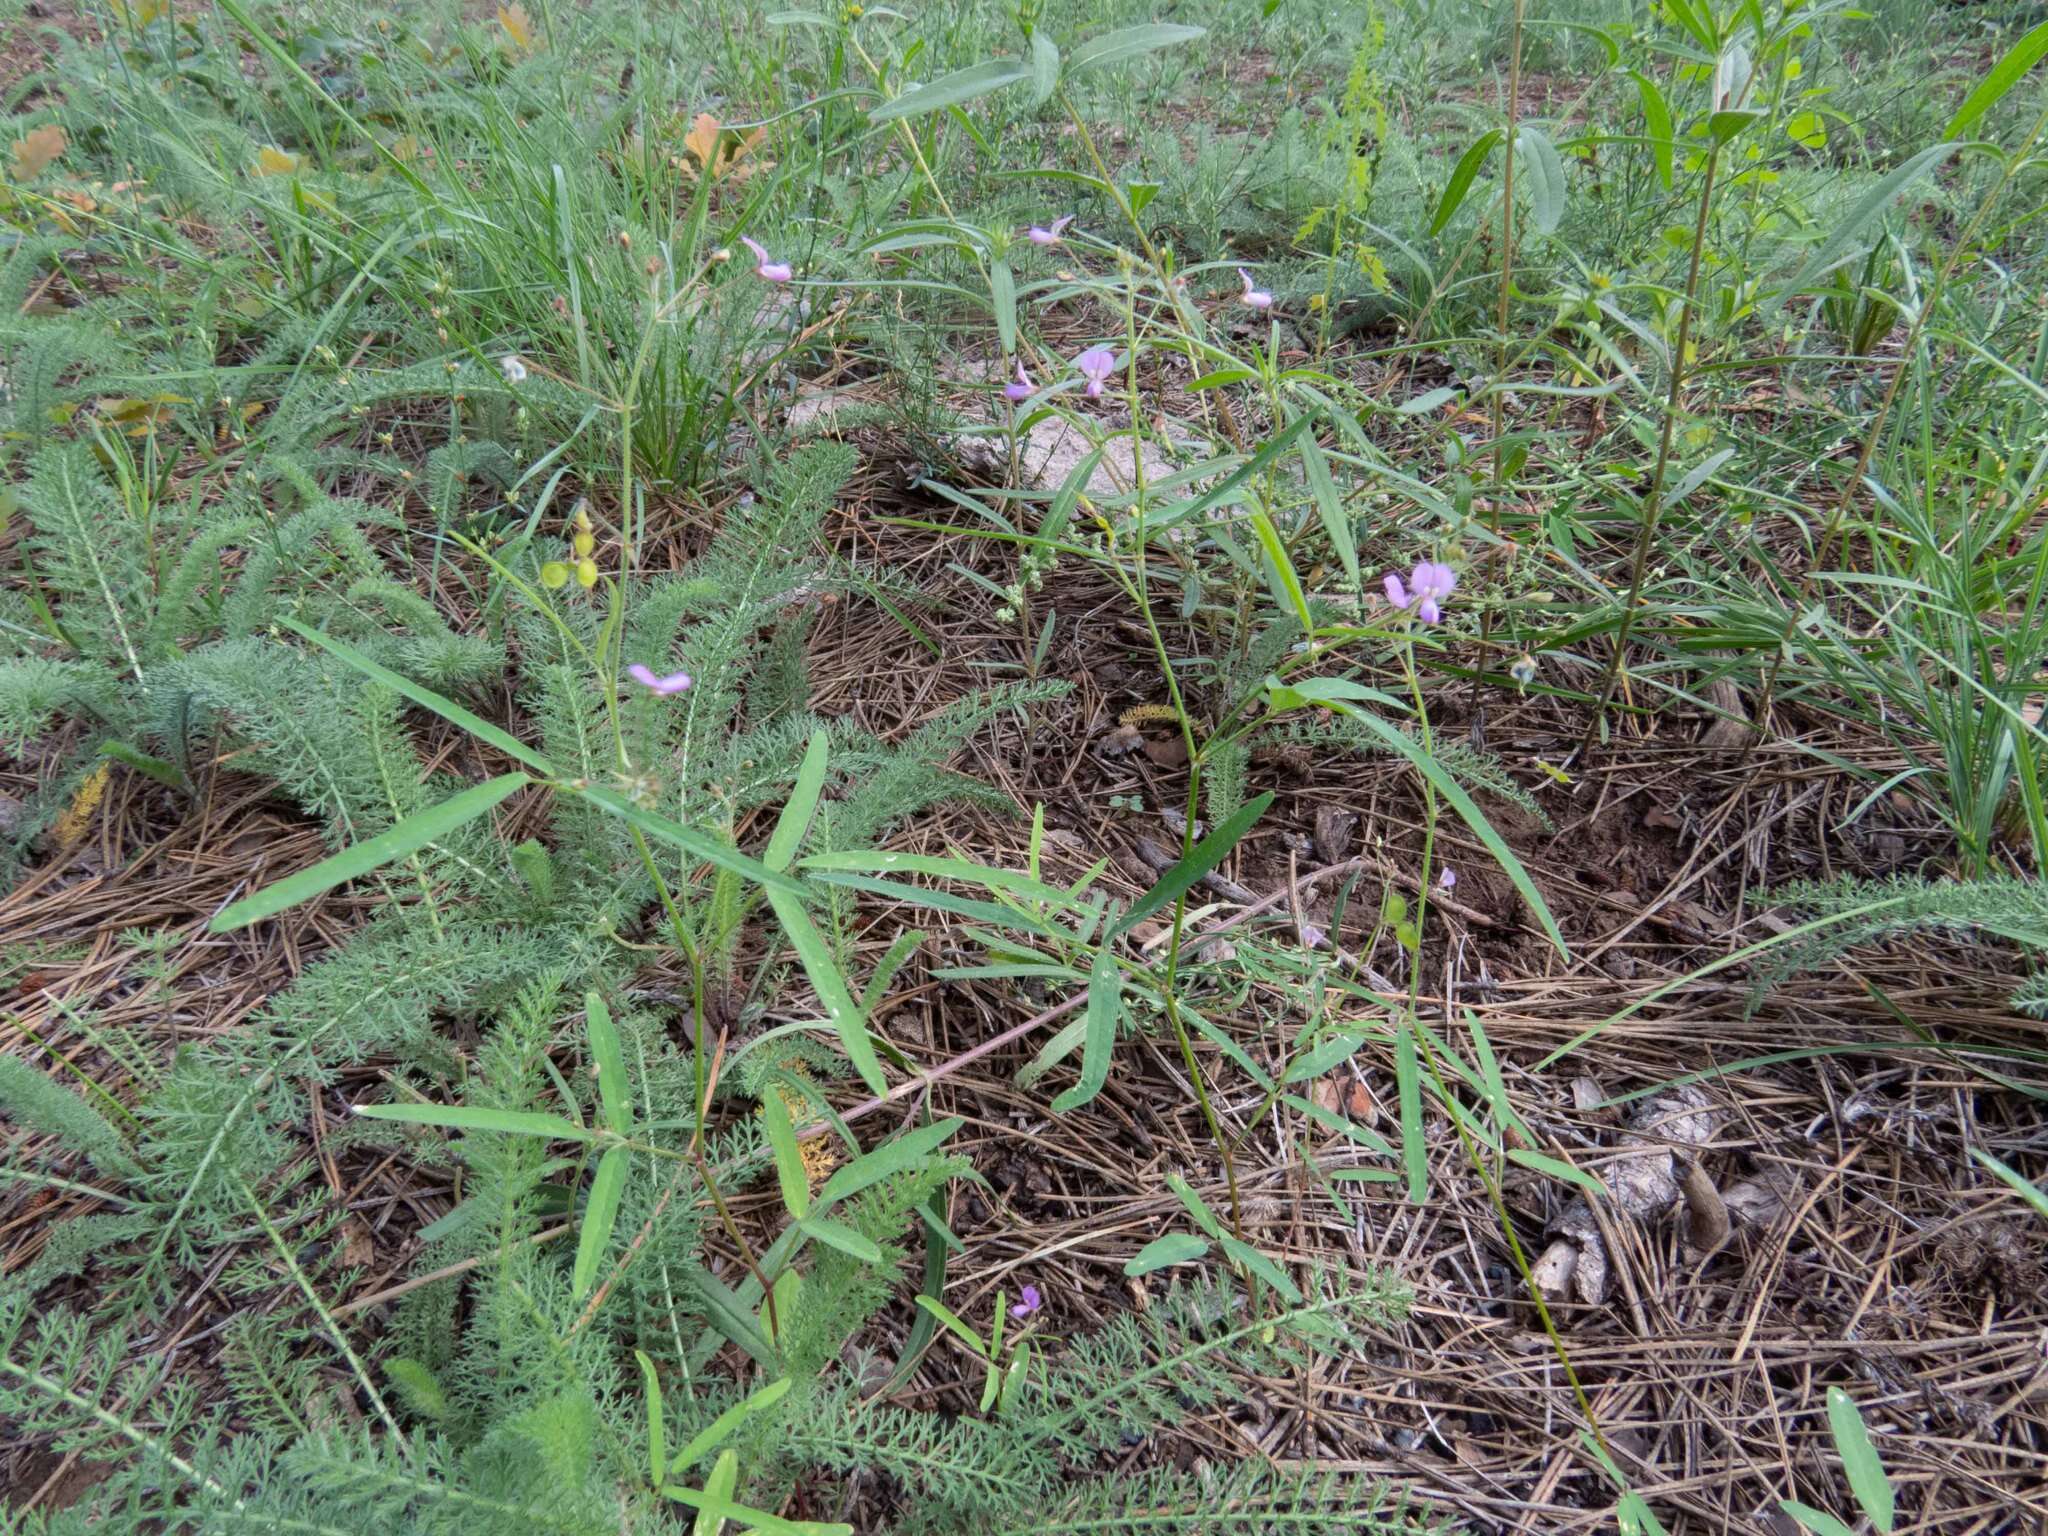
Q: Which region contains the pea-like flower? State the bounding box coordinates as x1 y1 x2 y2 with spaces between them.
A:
1238 268 1273 310
1074 345 1116 398
500 354 529 383
627 664 693 695
1510 654 1538 690
1025 215 1073 246
1383 561 1458 624
739 236 793 283
1003 359 1034 402
1438 867 1457 891
1010 1283 1043 1319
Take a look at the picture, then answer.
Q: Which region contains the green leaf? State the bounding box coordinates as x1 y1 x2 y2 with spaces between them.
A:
799 1214 883 1263
636 1349 667 1492
1027 29 1061 106
1066 23 1205 74
990 260 1016 356
1506 1147 1607 1196
1299 431 1359 588
1220 1234 1301 1301
1945 18 2048 139
1515 124 1566 235
1631 72 1674 189
1125 180 1162 217
573 1145 628 1301
914 1294 991 1359
99 740 184 789
1706 108 1761 145
1430 128 1502 234
1396 384 1459 415
582 787 805 895
764 886 887 1095
283 618 552 774
1785 110 1827 149
1049 944 1123 1114
1318 705 1568 956
1972 1147 2048 1220
1166 1174 1227 1240
210 772 529 932
1395 1024 1425 1202
1186 367 1257 390
1826 1386 1893 1532
871 58 1030 122
1125 1232 1209 1276
1115 792 1274 938
1246 508 1314 635
761 1087 811 1220
798 850 1092 910
765 730 829 872
1778 1502 1857 1536
1774 142 1958 306
586 991 630 1137
667 1378 792 1477
351 1102 598 1142
819 1117 964 1206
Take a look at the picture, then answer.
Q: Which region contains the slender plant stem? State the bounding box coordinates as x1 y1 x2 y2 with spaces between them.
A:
1579 143 1723 755
1474 0 1526 706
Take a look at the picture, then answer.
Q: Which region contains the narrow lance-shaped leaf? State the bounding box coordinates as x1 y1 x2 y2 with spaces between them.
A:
764 887 887 1095
1114 792 1273 938
760 1088 811 1220
1049 944 1123 1114
1515 123 1566 236
1945 18 2048 139
1772 142 1959 307
1826 1386 1894 1533
1066 23 1205 74
870 59 1029 122
211 772 530 932
1430 128 1503 234
572 1144 628 1301
352 1102 598 1142
585 991 630 1136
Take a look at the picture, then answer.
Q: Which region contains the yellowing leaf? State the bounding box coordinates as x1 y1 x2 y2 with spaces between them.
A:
52 763 110 850
10 125 67 183
679 113 769 182
497 4 538 52
254 146 302 178
109 0 168 22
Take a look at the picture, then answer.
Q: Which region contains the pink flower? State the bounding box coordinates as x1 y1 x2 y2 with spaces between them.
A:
1003 359 1034 403
1438 867 1457 891
1025 215 1073 246
739 236 793 283
1074 345 1116 398
627 664 693 695
1238 267 1273 310
1010 1283 1042 1319
1384 561 1458 624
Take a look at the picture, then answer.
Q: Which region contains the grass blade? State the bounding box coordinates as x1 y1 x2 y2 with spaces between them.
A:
211 773 529 932
572 1144 627 1301
1050 944 1124 1113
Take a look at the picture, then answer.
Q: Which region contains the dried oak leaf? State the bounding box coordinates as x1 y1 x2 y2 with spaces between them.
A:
11 125 66 182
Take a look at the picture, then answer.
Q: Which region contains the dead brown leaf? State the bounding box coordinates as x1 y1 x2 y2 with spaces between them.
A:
11 124 66 182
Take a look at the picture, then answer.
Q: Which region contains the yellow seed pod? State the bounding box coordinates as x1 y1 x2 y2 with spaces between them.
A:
573 529 594 557
572 498 593 533
540 561 571 589
575 557 599 589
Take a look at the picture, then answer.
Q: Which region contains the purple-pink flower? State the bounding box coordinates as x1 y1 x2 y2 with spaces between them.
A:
1438 867 1457 891
739 236 792 283
1003 359 1034 403
1025 215 1073 246
1074 345 1116 399
627 664 693 695
1238 267 1273 310
1010 1284 1042 1320
1383 561 1458 624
